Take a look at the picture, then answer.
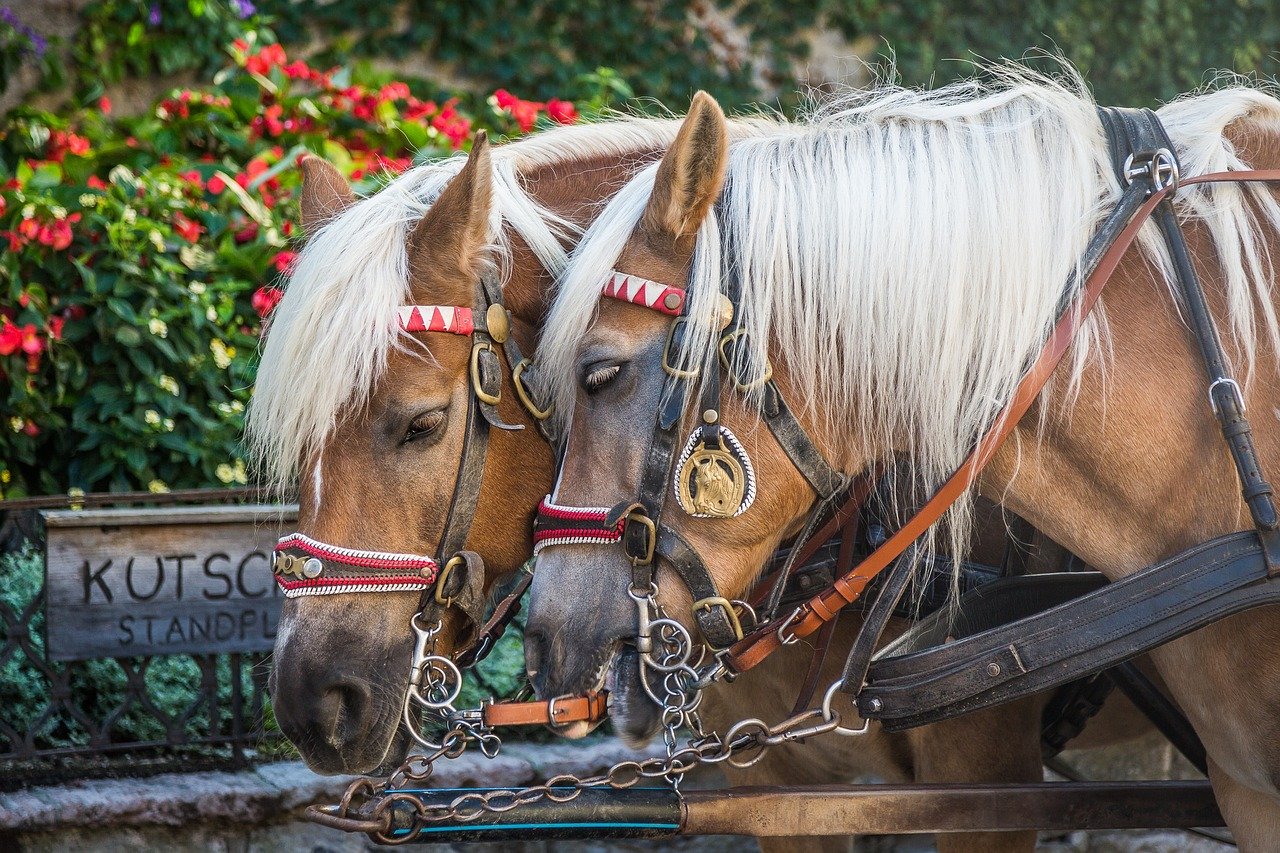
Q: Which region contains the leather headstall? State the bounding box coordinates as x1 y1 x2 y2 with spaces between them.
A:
272 271 554 655
533 263 850 651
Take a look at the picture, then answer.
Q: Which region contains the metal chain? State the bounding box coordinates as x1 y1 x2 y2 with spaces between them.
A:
311 579 862 842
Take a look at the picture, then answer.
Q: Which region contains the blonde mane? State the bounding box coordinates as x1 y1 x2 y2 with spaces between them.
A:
541 64 1280 567
246 117 697 496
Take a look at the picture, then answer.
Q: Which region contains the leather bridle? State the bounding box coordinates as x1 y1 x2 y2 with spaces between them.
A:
271 271 548 654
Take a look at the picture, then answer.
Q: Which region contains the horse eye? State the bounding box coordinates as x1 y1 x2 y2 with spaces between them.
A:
583 364 621 394
404 409 446 443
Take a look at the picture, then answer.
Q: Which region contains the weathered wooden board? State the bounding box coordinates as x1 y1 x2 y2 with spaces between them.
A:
42 505 297 660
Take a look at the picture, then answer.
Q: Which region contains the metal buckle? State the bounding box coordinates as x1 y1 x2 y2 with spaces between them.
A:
775 606 802 646
435 554 466 608
512 358 552 420
1209 376 1247 415
470 341 502 405
662 318 700 380
692 596 745 643
1123 148 1179 194
718 329 773 392
623 509 657 566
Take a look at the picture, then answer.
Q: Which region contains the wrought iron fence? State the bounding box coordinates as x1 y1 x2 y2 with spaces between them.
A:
0 501 282 788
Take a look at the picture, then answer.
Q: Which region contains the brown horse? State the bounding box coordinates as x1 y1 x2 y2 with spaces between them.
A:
246 121 682 774
527 71 1280 847
250 104 1151 853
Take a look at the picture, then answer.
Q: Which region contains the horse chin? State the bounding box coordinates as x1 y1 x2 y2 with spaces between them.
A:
369 721 413 776
607 648 661 748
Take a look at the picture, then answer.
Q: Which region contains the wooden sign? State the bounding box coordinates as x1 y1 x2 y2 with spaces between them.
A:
43 505 297 661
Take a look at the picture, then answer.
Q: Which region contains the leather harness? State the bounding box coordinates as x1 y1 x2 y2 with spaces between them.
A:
531 106 1280 736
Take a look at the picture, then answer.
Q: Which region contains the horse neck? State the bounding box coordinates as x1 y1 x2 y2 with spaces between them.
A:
979 218 1280 580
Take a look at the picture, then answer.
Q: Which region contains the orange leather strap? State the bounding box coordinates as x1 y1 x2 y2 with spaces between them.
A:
723 168 1280 675
481 690 609 727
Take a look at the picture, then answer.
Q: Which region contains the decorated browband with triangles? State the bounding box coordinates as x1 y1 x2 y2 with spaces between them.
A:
394 272 686 337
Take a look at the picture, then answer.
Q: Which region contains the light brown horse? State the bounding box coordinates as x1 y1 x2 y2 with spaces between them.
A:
527 72 1280 847
250 107 1150 853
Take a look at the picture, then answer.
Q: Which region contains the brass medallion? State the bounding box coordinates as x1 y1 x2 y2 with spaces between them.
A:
675 428 755 519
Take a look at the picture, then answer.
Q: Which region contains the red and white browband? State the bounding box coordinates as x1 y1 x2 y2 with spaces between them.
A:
272 532 439 598
532 497 624 555
393 272 685 338
601 271 686 316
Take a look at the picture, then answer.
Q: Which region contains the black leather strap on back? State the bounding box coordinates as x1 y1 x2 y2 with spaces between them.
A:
1099 106 1280 566
860 531 1280 729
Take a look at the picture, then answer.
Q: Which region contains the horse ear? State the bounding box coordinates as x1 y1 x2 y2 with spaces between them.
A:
642 91 728 240
299 155 355 234
406 132 493 296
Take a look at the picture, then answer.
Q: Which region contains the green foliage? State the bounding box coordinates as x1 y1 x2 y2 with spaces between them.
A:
225 1 1280 110
0 36 600 498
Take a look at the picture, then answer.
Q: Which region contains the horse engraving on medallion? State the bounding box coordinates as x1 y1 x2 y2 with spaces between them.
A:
674 426 756 518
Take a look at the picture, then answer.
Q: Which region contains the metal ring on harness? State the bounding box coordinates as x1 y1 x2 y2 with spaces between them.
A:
470 340 501 405
512 359 552 420
1123 147 1180 194
662 317 700 379
718 328 773 392
435 554 467 608
821 679 870 737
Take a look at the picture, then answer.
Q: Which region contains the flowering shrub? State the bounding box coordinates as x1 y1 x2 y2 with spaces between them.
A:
0 34 590 497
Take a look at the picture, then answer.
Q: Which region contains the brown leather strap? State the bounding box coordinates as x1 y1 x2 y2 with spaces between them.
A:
454 571 534 670
723 168 1280 675
481 690 609 727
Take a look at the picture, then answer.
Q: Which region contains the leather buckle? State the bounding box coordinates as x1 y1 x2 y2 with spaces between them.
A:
512 358 552 420
662 318 700 379
692 596 745 643
623 510 657 566
435 554 466 608
719 329 773 392
470 341 502 405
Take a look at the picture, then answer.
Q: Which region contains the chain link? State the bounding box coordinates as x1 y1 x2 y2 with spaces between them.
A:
312 580 856 842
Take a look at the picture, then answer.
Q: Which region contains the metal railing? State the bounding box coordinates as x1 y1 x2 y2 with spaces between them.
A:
0 497 281 787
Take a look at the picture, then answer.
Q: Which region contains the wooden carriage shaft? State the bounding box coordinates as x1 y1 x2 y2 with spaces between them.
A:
679 782 1223 836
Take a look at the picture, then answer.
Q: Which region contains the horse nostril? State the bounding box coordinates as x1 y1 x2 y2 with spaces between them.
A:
524 629 547 684
320 677 372 747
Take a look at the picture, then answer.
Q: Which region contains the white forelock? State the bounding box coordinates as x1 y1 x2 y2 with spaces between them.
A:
245 117 700 496
542 62 1280 572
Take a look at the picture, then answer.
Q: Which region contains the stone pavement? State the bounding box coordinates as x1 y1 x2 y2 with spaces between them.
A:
1 735 1234 851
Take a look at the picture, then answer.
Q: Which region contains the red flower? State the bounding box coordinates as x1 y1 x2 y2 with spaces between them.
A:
172 212 202 243
1 232 19 251
206 174 226 194
246 43 287 76
234 221 259 243
493 89 518 110
0 195 6 216
98 95 113 115
47 315 64 340
271 250 298 274
252 285 283 317
66 134 90 156
282 60 311 80
509 99 542 132
546 99 578 125
22 419 38 436
87 175 108 190
180 169 204 190
0 319 20 355
19 324 42 355
18 218 39 241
